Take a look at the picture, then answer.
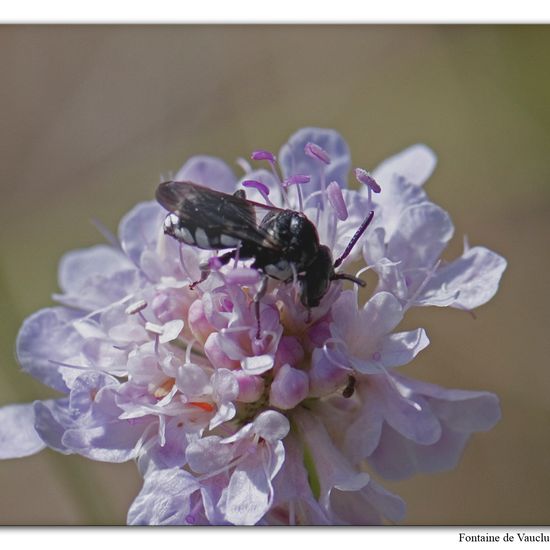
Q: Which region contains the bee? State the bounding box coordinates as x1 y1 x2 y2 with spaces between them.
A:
156 181 373 328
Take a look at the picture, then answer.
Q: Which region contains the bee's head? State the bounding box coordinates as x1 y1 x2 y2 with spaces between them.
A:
301 245 334 308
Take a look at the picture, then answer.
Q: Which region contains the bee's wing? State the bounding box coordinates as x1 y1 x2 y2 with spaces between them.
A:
156 181 284 250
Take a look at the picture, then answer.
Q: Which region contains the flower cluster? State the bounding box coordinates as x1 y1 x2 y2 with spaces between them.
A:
0 128 506 525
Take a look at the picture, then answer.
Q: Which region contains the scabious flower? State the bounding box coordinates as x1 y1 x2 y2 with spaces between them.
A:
0 128 506 525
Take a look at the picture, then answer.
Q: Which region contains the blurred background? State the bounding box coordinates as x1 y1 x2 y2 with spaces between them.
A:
0 25 548 525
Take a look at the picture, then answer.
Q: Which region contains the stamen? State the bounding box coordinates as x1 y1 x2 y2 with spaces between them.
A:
326 181 348 221
250 149 288 206
242 179 270 196
236 157 252 174
178 243 193 280
251 150 276 163
333 210 374 269
282 174 311 187
125 300 148 315
355 168 381 193
91 218 121 250
302 189 324 207
305 142 331 164
242 180 274 206
145 322 164 335
185 338 197 364
48 359 92 372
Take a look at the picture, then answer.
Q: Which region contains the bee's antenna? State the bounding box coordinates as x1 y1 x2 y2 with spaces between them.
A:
333 210 374 269
331 272 366 287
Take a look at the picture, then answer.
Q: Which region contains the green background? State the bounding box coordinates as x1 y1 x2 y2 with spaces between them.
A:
0 25 548 525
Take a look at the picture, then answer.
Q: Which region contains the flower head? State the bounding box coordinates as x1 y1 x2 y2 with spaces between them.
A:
0 128 506 525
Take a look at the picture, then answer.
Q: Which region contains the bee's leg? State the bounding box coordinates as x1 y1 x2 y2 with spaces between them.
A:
253 274 268 340
190 250 237 290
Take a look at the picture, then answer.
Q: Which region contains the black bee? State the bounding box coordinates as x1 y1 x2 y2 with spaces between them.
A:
156 181 373 319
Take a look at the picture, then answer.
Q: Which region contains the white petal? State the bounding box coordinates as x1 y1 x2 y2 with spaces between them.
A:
418 246 507 310
58 245 133 294
175 155 237 194
372 143 437 187
0 403 45 458
127 468 200 525
379 328 430 368
387 202 454 270
159 319 184 344
224 452 272 525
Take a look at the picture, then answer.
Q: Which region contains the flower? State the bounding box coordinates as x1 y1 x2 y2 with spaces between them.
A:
0 127 506 525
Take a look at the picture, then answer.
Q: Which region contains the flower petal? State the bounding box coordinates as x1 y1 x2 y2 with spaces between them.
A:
0 403 46 458
368 421 470 480
330 479 406 524
186 436 235 474
378 328 430 368
118 201 165 267
372 143 437 188
58 244 134 296
386 202 454 272
417 246 507 310
395 375 501 433
33 398 73 454
16 307 86 392
127 467 200 525
175 155 237 194
293 408 370 510
223 449 275 525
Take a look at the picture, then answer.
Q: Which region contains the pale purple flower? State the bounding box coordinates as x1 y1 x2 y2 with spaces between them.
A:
0 127 506 525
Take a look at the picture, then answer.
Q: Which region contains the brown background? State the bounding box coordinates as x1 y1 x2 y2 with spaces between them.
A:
0 25 548 525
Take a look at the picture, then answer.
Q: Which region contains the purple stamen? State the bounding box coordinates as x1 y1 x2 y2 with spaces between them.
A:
282 174 311 187
251 150 276 163
333 210 374 269
326 181 348 221
372 351 382 361
305 142 331 165
242 179 274 206
355 168 381 193
242 179 270 196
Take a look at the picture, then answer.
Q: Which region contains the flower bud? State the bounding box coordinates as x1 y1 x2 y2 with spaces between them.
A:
234 372 265 403
269 364 309 410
